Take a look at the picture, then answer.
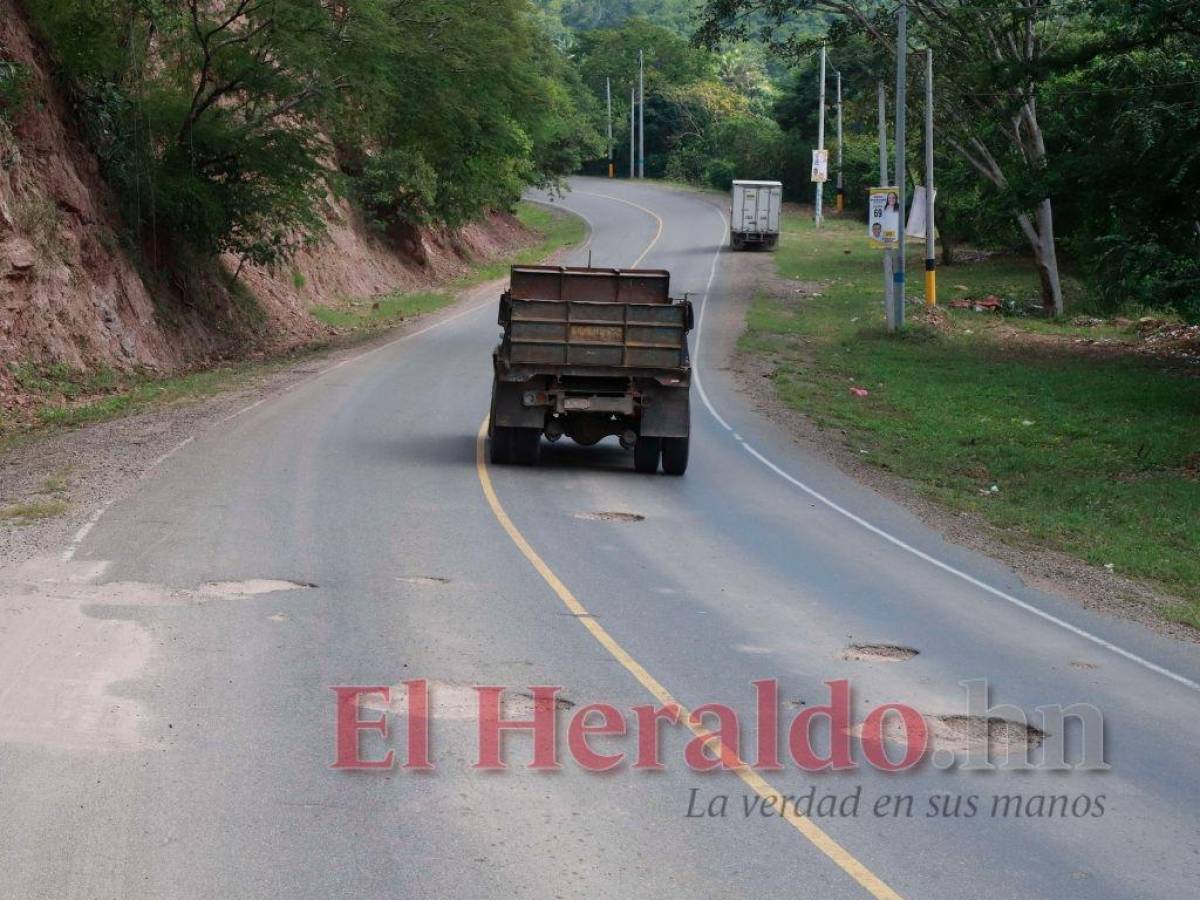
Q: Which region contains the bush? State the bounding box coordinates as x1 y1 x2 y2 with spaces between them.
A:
0 58 32 123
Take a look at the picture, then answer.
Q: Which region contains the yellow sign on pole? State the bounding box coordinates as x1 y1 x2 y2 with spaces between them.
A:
867 186 900 249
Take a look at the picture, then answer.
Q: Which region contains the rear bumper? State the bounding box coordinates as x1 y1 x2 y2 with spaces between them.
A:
491 366 690 439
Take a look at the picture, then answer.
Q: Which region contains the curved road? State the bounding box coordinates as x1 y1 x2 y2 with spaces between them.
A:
3 178 1198 898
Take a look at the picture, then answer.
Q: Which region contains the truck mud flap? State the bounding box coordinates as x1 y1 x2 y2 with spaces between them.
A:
493 378 546 430
640 385 689 438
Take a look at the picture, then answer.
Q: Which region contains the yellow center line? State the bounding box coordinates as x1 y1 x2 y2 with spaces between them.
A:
574 190 664 267
474 420 901 899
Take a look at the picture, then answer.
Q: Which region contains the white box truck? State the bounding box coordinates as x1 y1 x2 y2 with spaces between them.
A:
730 180 782 250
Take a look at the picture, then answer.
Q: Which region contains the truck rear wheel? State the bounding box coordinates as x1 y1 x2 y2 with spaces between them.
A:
511 427 541 466
661 437 689 476
490 426 513 465
634 436 660 474
731 234 745 251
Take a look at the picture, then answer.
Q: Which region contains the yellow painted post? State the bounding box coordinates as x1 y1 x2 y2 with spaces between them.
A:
925 265 937 306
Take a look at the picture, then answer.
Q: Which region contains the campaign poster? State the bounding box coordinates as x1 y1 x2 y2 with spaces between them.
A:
811 149 829 183
868 187 901 248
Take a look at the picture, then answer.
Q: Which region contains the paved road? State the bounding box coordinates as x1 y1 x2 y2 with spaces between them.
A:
2 178 1198 899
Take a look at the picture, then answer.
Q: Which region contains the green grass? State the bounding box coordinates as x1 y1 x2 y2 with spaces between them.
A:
311 290 451 329
0 498 69 525
745 210 1200 625
0 361 291 452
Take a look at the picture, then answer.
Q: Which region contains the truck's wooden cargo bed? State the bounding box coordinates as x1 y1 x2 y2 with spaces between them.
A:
502 266 690 370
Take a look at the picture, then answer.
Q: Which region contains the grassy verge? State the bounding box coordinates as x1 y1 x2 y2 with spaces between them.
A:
0 361 291 454
743 210 1200 626
311 201 586 329
2 201 586 450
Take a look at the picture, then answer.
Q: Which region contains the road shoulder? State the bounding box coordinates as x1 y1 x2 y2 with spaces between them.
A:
0 210 588 572
719 237 1200 646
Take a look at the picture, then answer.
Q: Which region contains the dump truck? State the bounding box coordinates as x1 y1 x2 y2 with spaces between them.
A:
489 265 693 475
730 180 783 250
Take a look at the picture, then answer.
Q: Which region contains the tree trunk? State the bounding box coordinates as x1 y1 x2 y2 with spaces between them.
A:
940 227 956 266
1016 198 1064 316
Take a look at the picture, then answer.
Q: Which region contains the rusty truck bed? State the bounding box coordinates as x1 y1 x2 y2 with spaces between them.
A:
500 265 691 372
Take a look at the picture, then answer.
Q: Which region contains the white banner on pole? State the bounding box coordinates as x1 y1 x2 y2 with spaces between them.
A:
906 185 937 238
811 149 829 183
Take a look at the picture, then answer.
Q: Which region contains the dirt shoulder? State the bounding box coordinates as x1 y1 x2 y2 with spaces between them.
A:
719 234 1200 645
0 209 586 572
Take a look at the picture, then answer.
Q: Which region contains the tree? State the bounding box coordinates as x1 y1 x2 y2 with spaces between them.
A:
698 0 1072 314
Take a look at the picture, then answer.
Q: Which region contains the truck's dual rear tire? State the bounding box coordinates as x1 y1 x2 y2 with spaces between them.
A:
490 426 512 465
634 437 660 474
511 427 541 466
491 426 541 466
661 436 689 476
633 436 688 475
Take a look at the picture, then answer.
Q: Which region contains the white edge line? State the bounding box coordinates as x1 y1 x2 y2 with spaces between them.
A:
688 200 1200 695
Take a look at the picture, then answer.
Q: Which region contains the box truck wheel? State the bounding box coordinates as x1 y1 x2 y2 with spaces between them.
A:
731 234 745 251
661 436 689 476
634 436 661 474
490 426 514 465
511 427 541 466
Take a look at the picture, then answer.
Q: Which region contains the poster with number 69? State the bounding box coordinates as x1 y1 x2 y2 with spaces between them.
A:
868 187 901 248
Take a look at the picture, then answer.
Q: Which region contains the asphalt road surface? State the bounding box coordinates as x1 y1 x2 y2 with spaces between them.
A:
2 178 1199 899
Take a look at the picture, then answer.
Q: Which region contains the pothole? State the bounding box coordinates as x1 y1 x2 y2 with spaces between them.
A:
840 643 919 663
868 715 1046 758
573 511 645 523
867 714 1046 755
926 715 1046 754
358 681 574 720
515 691 575 712
398 576 451 586
198 579 316 597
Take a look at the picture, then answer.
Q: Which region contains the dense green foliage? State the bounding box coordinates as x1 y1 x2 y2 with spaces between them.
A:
695 0 1200 317
20 0 602 269
540 6 790 189
14 0 1198 317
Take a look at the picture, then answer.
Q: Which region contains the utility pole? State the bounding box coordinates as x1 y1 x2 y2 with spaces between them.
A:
815 43 827 228
879 81 895 329
638 50 645 179
893 1 908 330
606 77 614 179
924 48 936 305
629 86 635 179
836 69 844 214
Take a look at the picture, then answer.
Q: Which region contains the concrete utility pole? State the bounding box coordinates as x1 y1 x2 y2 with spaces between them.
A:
924 48 936 305
638 50 645 179
893 1 908 331
879 80 894 327
815 43 827 228
836 69 844 214
606 77 614 179
629 87 635 179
